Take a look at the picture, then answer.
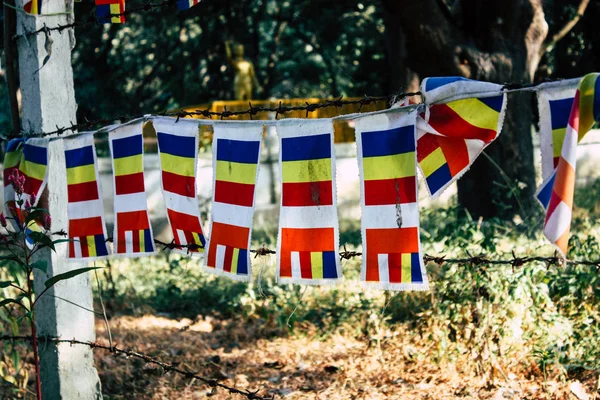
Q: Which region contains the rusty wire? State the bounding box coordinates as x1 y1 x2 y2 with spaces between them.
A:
2 94 415 140
0 335 272 400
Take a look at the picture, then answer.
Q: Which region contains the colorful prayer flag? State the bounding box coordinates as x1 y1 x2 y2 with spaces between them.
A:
64 133 111 260
3 139 25 230
109 123 156 257
23 0 41 15
539 73 600 258
417 77 507 197
95 0 125 24
355 109 428 291
277 120 341 285
205 123 262 281
154 117 206 256
536 79 580 195
176 0 200 11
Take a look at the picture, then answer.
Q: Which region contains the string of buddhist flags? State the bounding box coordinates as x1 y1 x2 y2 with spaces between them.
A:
2 75 599 291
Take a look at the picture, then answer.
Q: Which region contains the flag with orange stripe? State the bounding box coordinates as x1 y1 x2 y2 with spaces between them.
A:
154 118 206 255
354 109 428 291
417 77 507 197
205 123 262 281
538 73 600 258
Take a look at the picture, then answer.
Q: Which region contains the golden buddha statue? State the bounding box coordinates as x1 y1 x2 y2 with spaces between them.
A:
225 41 261 100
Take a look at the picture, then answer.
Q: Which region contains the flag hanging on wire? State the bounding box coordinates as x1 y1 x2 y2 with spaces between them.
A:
109 123 156 257
205 123 262 281
355 108 428 291
154 118 206 256
276 119 342 285
95 0 125 23
535 79 580 210
176 0 200 11
64 133 111 260
539 73 600 258
417 77 507 198
3 139 25 230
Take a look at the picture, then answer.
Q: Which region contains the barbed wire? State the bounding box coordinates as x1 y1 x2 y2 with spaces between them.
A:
2 94 409 140
0 335 272 400
11 0 178 41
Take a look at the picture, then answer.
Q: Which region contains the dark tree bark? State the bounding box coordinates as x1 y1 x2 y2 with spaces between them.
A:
383 0 549 219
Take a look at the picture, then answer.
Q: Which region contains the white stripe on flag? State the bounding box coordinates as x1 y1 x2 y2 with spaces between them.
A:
67 199 104 220
291 251 301 279
361 203 419 229
280 206 337 229
176 229 187 246
211 202 254 228
561 127 578 165
114 192 149 213
164 192 202 217
378 254 389 284
216 245 226 271
125 231 133 253
544 201 572 243
74 239 82 258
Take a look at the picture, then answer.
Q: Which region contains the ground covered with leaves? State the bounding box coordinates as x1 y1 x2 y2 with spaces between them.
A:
2 180 600 399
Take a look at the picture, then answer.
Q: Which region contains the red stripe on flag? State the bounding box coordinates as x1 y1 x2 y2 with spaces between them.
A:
364 177 416 206
388 253 402 283
167 209 203 232
416 133 440 162
23 177 43 198
282 181 333 207
162 171 195 198
117 232 126 253
80 236 89 258
365 228 419 282
300 251 312 279
206 222 250 268
279 228 335 278
69 216 104 237
115 172 145 195
68 181 99 202
436 135 470 176
117 210 150 232
223 246 233 272
428 104 498 143
132 229 140 253
214 180 255 207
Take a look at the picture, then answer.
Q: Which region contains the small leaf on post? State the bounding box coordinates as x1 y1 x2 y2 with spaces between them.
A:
0 281 13 288
44 267 103 289
31 260 48 274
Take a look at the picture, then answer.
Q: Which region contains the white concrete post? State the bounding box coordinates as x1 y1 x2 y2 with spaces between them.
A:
16 1 103 398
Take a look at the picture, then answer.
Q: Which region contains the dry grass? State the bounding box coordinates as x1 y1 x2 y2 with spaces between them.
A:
93 314 596 400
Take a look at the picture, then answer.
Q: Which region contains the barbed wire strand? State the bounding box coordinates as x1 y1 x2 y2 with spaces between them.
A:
3 94 410 140
0 335 272 400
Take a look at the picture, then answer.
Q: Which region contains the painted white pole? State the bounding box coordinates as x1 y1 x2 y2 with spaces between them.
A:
16 1 103 398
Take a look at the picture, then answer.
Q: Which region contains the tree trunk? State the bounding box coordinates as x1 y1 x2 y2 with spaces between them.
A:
383 0 548 219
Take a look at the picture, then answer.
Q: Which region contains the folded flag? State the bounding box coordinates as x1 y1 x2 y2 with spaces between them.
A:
3 139 25 230
154 118 206 255
355 108 428 291
64 133 111 260
539 73 600 258
23 0 41 14
535 79 579 210
19 138 50 206
276 120 342 285
109 123 156 257
95 0 125 24
176 0 200 11
417 77 507 197
205 123 262 281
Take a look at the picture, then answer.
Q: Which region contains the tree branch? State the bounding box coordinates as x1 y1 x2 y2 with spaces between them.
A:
540 0 590 57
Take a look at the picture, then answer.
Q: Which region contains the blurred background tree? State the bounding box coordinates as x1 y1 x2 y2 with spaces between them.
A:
1 0 598 218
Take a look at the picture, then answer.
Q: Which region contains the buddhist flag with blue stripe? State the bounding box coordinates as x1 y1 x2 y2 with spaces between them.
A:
417 77 507 197
538 73 600 258
535 79 579 210
109 123 156 256
176 0 200 11
64 134 110 260
19 138 50 206
355 109 428 291
206 123 262 281
154 118 206 256
277 120 341 285
96 0 125 23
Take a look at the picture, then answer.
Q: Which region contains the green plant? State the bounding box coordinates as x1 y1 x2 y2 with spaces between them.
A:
0 169 100 400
